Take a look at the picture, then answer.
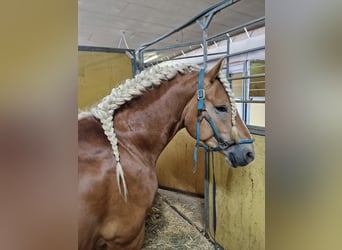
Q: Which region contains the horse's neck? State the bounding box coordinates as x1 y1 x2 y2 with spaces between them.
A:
113 72 197 166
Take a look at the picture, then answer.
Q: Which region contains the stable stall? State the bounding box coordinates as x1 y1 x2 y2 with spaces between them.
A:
78 1 265 249
137 3 265 249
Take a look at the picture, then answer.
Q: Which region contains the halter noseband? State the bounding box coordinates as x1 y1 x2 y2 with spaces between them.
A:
193 68 255 172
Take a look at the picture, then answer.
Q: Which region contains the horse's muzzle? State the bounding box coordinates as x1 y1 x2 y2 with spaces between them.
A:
224 144 255 167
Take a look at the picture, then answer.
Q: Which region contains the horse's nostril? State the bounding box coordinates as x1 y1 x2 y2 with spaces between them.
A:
246 151 255 161
229 152 237 166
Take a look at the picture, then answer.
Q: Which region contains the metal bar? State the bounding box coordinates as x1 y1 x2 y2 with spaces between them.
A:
226 34 230 80
236 100 265 103
247 125 265 136
129 52 138 76
227 73 265 81
137 0 239 70
204 151 209 233
78 46 135 54
246 61 251 124
144 46 265 66
250 81 265 85
242 60 248 122
142 16 265 53
138 0 237 51
196 16 211 70
144 41 201 53
209 16 265 41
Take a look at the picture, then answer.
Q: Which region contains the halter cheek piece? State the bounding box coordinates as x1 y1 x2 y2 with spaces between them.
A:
193 68 255 172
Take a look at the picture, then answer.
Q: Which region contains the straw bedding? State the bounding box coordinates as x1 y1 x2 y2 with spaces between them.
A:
142 190 214 250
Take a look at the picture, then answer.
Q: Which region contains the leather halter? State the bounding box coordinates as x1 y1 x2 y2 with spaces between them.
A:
193 68 255 171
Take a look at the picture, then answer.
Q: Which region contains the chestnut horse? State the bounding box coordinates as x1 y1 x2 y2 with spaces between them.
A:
78 58 255 250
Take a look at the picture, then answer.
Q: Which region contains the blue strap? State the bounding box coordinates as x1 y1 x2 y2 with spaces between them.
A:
193 68 207 173
193 68 255 172
212 152 217 238
193 115 209 173
239 138 255 144
204 115 222 142
197 68 206 110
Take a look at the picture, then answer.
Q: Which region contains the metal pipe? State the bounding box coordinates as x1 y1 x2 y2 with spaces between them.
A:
242 60 248 122
142 16 265 54
226 34 230 80
209 16 265 41
196 10 216 70
227 73 265 81
137 0 239 70
144 46 265 66
204 151 209 233
236 100 265 103
138 0 237 51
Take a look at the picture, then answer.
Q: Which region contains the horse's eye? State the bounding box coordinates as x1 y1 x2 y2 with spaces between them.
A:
214 105 228 113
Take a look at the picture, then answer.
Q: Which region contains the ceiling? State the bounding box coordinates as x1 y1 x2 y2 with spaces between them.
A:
78 0 264 63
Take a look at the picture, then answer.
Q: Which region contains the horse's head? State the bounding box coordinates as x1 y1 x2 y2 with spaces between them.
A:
184 58 255 167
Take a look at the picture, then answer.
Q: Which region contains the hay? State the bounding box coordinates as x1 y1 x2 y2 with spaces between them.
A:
142 191 214 250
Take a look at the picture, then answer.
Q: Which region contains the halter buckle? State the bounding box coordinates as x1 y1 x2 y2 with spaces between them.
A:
197 89 205 100
218 141 232 150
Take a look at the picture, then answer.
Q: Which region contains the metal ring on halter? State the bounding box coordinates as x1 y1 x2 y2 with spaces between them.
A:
218 140 234 150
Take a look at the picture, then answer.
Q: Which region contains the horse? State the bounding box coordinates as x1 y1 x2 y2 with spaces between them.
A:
78 58 255 250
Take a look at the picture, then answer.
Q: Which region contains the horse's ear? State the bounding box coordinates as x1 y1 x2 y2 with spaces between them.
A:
205 57 225 83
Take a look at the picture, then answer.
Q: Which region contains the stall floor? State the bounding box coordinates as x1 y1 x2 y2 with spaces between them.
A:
142 189 215 250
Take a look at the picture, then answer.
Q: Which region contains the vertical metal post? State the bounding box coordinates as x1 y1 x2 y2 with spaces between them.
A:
246 60 251 124
242 60 248 123
126 50 138 76
196 13 214 69
196 12 214 240
226 34 230 78
204 150 209 233
201 28 208 69
138 49 144 73
226 34 233 89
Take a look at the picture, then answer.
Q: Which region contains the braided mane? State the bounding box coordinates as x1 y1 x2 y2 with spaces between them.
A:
78 62 238 201
218 71 239 141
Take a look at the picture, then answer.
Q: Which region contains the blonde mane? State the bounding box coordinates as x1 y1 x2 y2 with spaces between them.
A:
79 63 199 200
218 71 239 141
78 62 238 201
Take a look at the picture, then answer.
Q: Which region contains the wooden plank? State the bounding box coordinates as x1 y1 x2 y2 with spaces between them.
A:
156 129 205 195
78 50 132 109
209 134 265 250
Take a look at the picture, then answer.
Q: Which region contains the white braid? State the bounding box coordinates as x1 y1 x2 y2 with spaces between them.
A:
218 71 240 141
86 63 198 201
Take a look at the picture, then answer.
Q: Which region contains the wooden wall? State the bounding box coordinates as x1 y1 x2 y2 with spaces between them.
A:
156 129 205 195
78 48 133 109
157 132 265 250
208 135 265 250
